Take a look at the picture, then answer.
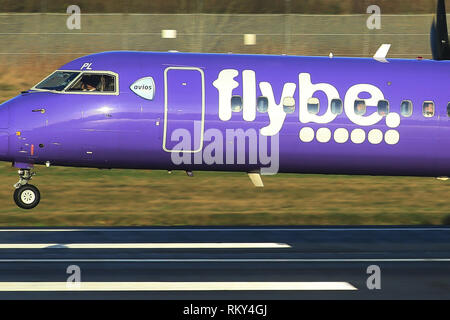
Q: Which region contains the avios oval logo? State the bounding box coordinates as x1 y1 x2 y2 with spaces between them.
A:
130 77 155 100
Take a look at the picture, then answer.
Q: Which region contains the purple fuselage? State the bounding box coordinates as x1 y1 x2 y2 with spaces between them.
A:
0 51 449 177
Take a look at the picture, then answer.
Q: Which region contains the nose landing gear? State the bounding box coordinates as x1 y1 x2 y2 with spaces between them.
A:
13 169 40 209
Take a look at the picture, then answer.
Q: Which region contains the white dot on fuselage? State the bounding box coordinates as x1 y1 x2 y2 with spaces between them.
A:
334 128 349 143
316 128 331 143
386 113 401 128
385 129 400 145
368 129 383 144
299 127 315 143
351 129 365 144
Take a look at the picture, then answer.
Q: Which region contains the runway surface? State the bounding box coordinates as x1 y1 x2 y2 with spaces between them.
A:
0 226 449 299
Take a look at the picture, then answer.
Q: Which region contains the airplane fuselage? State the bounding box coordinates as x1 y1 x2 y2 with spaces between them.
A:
0 51 449 177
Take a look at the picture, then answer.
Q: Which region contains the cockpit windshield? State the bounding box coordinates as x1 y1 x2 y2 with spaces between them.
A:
67 73 116 92
34 71 80 91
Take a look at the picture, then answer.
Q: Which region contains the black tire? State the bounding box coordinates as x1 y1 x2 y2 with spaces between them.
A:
13 184 40 209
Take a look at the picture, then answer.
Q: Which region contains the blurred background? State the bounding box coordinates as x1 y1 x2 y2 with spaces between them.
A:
0 0 439 101
0 0 449 226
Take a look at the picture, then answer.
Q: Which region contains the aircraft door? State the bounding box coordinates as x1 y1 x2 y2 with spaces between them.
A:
163 67 205 153
16 105 47 159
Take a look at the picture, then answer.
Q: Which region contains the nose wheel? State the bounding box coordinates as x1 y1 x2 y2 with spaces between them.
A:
14 184 40 209
13 169 41 209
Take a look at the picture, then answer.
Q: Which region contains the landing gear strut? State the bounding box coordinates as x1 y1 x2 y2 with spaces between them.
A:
13 169 40 209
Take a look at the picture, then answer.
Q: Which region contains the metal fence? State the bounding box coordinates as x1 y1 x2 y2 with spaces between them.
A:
0 10 441 92
0 13 437 57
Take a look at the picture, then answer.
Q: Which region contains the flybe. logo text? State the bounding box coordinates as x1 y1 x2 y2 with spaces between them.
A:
213 69 400 145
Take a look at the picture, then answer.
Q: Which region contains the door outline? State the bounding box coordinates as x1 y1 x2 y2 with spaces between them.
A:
163 66 205 153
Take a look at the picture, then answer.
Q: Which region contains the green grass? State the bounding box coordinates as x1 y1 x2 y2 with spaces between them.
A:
0 162 449 226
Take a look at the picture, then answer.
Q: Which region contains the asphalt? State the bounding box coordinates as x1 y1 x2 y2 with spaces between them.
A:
0 226 449 299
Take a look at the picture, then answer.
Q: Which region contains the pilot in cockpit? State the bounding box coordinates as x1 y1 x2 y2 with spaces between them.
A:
81 76 99 92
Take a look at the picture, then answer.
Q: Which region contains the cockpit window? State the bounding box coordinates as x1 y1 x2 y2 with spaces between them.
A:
66 73 116 92
34 71 80 91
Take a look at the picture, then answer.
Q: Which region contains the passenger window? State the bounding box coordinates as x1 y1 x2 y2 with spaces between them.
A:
307 98 319 114
401 100 413 117
422 101 435 117
257 96 269 113
447 102 450 117
331 99 343 115
283 97 295 114
67 73 116 93
354 100 366 115
231 96 242 112
377 100 389 116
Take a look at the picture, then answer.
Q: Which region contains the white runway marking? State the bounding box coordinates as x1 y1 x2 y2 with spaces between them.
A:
0 282 357 291
0 258 448 263
0 243 291 249
0 227 448 232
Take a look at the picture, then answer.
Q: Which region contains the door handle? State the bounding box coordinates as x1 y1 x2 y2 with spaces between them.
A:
32 109 46 114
